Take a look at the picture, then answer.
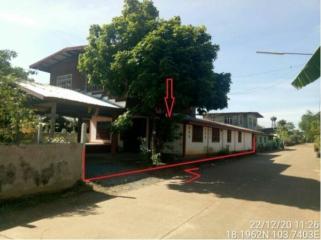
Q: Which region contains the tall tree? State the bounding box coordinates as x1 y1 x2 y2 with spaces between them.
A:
79 0 230 114
79 0 231 157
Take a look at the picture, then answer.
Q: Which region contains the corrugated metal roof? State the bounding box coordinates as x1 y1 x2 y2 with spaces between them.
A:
29 45 86 72
18 81 122 109
184 115 262 134
205 112 264 118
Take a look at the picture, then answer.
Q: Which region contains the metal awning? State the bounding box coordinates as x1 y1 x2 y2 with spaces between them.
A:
18 81 123 109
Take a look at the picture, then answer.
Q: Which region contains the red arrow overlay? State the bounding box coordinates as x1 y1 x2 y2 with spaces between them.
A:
164 78 175 118
184 167 201 183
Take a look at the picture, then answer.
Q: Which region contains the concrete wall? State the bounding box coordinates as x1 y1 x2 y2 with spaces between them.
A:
0 144 82 200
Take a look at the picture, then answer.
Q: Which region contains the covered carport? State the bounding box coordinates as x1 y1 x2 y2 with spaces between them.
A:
18 81 124 144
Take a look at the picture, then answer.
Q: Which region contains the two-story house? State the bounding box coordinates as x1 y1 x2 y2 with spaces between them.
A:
203 112 263 130
25 45 259 156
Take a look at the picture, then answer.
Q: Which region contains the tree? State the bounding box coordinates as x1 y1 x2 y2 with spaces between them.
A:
79 1 230 114
0 50 36 143
276 119 304 146
79 0 231 157
299 111 320 142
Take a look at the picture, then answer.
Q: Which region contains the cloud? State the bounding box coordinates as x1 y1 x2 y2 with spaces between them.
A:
0 12 39 28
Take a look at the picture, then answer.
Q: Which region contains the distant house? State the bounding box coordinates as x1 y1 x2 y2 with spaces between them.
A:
204 112 274 145
26 45 259 157
203 112 263 130
164 116 259 157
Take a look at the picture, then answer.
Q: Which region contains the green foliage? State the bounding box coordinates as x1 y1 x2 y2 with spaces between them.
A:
138 137 151 162
110 111 133 133
276 119 304 146
216 147 230 155
151 152 161 165
138 136 162 165
257 138 284 152
299 111 320 143
314 135 320 152
79 0 231 115
79 0 231 156
79 0 159 97
0 50 36 144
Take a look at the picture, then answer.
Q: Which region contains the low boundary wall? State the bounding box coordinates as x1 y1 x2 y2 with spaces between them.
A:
0 144 82 200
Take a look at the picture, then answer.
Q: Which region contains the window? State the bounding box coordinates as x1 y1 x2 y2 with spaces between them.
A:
224 116 232 124
232 117 238 125
248 117 253 128
239 116 243 126
212 128 220 142
227 130 232 143
238 131 242 143
192 125 203 142
253 118 257 128
96 121 111 140
56 74 72 89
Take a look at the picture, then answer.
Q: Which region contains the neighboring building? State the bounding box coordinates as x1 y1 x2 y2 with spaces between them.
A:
27 46 258 157
203 112 263 130
204 112 276 146
164 116 258 157
258 127 276 144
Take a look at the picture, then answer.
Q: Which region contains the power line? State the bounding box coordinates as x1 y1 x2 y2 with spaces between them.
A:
229 80 285 95
233 64 303 78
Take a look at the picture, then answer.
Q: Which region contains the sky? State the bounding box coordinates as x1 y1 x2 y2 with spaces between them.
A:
0 0 320 127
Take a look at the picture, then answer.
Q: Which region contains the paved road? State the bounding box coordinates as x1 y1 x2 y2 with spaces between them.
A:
1 144 320 239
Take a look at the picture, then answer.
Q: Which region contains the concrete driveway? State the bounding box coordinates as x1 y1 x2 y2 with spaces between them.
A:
1 144 320 239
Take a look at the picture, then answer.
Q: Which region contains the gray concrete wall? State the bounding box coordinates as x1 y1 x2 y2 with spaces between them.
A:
0 144 83 200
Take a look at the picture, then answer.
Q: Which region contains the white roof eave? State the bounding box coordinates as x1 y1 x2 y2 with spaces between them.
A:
18 81 123 109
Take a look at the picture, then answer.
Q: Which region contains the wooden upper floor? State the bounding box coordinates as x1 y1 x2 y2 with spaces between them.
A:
30 46 89 91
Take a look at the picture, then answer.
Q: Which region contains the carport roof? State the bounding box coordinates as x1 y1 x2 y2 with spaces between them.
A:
18 81 123 109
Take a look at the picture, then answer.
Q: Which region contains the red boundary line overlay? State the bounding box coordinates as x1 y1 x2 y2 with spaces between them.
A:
184 167 201 183
82 136 256 182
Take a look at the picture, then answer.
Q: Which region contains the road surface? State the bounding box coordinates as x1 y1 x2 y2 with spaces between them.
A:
1 144 320 239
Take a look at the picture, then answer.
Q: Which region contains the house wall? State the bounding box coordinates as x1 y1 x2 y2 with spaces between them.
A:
185 124 208 155
206 128 224 153
163 124 183 155
0 144 82 200
89 116 112 144
166 124 253 156
49 54 86 91
244 132 253 150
